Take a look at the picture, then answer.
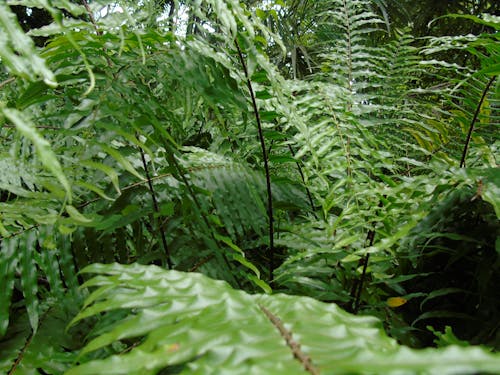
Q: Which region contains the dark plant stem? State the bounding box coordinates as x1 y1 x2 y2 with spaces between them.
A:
234 39 275 282
351 199 383 314
82 0 114 68
460 75 496 168
0 225 38 241
138 144 173 269
189 254 214 272
270 136 316 215
8 328 33 375
352 229 375 314
167 0 176 20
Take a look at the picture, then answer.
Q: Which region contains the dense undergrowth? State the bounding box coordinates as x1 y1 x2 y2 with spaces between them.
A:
0 0 499 374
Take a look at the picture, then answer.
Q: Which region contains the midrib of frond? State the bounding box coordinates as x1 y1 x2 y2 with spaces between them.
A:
342 0 354 104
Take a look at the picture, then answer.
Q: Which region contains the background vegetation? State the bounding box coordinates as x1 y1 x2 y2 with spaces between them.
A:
0 0 499 374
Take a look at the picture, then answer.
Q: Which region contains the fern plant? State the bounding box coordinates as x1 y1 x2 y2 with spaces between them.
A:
271 0 432 313
271 1 499 340
1 0 499 373
1 0 306 336
65 262 500 375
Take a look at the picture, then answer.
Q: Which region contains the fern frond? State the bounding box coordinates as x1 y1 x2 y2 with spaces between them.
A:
66 262 500 375
0 298 84 374
0 226 79 336
0 3 57 86
0 236 18 336
419 16 500 166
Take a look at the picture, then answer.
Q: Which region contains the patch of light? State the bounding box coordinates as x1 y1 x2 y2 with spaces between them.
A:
98 3 123 18
174 4 189 37
259 0 283 11
202 22 215 33
155 3 189 37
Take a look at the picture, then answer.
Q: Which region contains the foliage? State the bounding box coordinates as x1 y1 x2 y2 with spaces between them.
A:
67 262 500 375
0 0 499 373
0 227 79 336
382 0 499 40
0 299 85 375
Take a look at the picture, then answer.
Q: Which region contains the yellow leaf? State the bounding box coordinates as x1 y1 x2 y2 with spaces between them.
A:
387 297 407 308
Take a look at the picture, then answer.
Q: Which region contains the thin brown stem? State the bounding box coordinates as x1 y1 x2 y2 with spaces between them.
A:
260 305 320 375
0 225 38 241
0 77 15 89
82 0 113 68
189 254 214 272
81 0 101 35
8 329 34 375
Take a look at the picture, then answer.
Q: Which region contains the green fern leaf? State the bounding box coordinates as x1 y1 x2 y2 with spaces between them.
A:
1 107 72 202
19 231 39 333
0 236 19 336
67 263 500 375
0 3 57 86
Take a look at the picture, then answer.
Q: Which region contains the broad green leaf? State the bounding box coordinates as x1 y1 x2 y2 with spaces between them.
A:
255 89 273 99
263 130 288 140
67 263 500 375
75 181 114 201
259 110 280 122
16 81 53 110
250 71 269 83
269 155 296 164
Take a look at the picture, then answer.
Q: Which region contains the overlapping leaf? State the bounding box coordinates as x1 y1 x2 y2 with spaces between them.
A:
67 263 500 375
